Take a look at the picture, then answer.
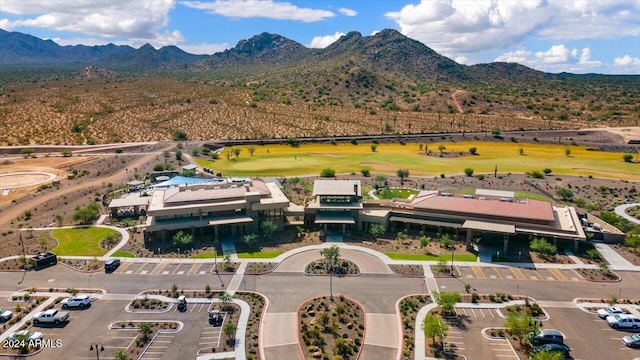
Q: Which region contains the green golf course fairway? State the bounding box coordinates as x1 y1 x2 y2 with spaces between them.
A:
195 141 640 179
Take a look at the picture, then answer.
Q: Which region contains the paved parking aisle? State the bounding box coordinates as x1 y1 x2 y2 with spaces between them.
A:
543 307 634 360
138 262 159 275
174 263 192 275
455 307 498 319
140 333 175 360
197 313 226 350
487 338 518 359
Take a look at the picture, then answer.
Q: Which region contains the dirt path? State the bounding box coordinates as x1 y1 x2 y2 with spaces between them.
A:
451 89 467 113
0 145 174 229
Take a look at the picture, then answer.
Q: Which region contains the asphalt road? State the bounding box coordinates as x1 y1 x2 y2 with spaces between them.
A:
2 253 640 360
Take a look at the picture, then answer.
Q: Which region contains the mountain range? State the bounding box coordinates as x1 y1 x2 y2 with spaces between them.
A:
0 27 551 83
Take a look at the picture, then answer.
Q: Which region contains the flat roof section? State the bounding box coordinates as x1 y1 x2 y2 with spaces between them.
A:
475 189 515 198
390 216 462 229
312 180 362 197
411 192 555 222
462 220 516 234
108 196 151 208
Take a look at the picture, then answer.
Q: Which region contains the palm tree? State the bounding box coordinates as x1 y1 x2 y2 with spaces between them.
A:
114 349 131 360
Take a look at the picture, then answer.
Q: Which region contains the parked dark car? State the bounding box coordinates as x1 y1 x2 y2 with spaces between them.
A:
177 295 187 312
528 329 564 345
105 259 120 273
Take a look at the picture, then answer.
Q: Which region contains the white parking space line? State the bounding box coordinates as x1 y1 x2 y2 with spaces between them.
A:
162 271 169 275
199 271 206 275
140 270 148 274
177 271 184 275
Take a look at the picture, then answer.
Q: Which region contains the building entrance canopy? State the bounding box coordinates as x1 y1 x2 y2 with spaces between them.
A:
462 220 515 234
314 213 355 225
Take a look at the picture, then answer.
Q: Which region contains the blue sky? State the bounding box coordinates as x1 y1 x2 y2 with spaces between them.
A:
1 0 639 74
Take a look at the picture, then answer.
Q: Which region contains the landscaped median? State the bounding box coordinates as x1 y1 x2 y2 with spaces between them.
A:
51 227 119 256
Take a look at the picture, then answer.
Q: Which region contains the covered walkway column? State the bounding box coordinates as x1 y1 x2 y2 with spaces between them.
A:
503 234 509 253
466 230 473 249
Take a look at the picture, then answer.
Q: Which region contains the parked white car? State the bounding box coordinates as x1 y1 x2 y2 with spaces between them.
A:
0 308 13 321
597 306 625 319
607 314 640 329
9 330 43 341
61 294 91 309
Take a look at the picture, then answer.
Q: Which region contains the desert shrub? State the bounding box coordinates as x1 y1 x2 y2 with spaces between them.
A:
320 168 335 177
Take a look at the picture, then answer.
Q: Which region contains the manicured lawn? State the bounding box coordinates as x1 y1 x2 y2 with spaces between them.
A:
191 252 217 259
111 250 135 258
194 141 640 180
51 227 118 256
237 251 284 259
377 188 419 199
385 252 477 261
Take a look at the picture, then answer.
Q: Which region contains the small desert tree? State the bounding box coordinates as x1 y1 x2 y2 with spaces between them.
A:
469 147 477 155
72 202 101 225
232 148 241 159
529 238 557 256
172 129 188 141
370 144 378 152
439 234 454 249
139 322 152 342
432 291 461 315
320 245 340 272
243 233 259 251
504 311 533 345
423 314 448 346
114 349 131 360
223 321 237 341
623 154 633 162
260 220 278 241
369 223 385 238
320 168 336 177
247 145 256 156
172 231 193 247
438 144 446 153
556 187 573 201
565 149 571 157
397 168 409 185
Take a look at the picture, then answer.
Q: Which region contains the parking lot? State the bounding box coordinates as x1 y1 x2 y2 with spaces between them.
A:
115 261 217 276
457 265 583 282
438 307 520 360
543 307 640 360
15 296 226 360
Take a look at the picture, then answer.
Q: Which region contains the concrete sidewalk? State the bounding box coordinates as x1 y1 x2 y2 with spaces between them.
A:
593 242 635 270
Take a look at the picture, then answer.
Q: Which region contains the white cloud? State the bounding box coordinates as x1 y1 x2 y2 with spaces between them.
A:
370 30 380 36
385 0 639 62
338 8 357 17
179 42 230 55
579 48 601 66
535 44 571 64
0 0 176 40
496 44 603 72
614 55 640 66
307 32 345 48
454 56 469 65
495 50 532 63
181 0 334 22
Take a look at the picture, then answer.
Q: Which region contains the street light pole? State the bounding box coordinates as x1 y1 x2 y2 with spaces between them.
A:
89 342 104 360
450 247 455 277
329 262 334 301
